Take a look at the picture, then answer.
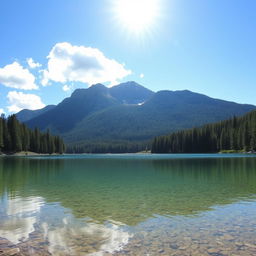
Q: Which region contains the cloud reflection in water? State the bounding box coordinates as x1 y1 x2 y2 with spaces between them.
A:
0 195 131 255
0 196 44 244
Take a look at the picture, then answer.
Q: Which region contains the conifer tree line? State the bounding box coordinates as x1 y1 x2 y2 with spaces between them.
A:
0 114 65 154
152 110 256 153
67 141 147 153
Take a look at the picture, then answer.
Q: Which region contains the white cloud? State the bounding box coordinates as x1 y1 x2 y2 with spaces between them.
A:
0 62 38 90
42 42 131 86
27 57 42 69
41 69 50 86
7 91 45 113
0 108 4 115
140 73 144 78
62 84 71 92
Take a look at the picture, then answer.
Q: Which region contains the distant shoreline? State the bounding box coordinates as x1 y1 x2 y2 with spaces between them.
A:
0 151 255 157
0 151 63 156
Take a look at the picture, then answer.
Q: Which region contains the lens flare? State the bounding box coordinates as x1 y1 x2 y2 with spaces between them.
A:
112 0 161 35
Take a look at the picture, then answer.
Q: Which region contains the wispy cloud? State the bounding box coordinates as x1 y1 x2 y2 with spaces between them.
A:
27 58 42 69
62 84 71 92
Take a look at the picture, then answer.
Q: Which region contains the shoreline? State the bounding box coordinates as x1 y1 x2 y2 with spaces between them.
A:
0 151 63 157
0 151 255 157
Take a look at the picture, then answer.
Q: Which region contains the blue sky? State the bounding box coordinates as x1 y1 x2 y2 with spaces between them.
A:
0 0 255 114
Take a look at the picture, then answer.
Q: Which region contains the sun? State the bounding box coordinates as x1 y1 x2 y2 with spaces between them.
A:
112 0 161 34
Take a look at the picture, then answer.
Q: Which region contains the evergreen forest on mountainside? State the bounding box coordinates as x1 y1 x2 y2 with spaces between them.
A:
152 110 256 153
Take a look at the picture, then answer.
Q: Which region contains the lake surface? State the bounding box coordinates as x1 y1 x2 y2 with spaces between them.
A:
0 154 256 255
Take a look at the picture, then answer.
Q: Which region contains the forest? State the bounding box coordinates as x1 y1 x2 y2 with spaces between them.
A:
0 115 65 154
152 110 256 153
66 140 148 153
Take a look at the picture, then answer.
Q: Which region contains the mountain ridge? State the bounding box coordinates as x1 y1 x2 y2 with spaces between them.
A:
17 81 256 152
16 105 56 122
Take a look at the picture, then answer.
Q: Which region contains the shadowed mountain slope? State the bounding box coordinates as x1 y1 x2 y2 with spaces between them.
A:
16 105 56 122
23 82 256 151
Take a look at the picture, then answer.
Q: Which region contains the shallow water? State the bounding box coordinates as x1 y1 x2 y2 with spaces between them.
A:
0 154 256 255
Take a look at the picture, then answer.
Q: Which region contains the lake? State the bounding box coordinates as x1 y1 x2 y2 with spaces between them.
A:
0 154 256 255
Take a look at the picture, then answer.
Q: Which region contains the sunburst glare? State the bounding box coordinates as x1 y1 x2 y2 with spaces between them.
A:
112 0 162 35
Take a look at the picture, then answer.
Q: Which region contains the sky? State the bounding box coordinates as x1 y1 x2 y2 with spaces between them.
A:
0 0 256 115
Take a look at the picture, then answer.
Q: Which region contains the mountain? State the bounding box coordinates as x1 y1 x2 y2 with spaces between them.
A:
16 105 55 122
24 81 256 152
26 83 120 133
110 81 154 104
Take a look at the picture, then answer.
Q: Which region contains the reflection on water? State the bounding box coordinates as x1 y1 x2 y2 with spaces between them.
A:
41 212 131 256
0 195 131 255
0 154 256 255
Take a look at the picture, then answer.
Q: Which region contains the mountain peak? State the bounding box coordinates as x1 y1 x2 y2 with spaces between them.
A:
71 83 108 98
115 81 147 89
90 83 107 89
110 81 154 104
119 81 140 86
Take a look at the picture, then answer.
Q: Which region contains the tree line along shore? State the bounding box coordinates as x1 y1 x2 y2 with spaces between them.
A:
0 115 65 155
1 110 256 155
152 110 256 154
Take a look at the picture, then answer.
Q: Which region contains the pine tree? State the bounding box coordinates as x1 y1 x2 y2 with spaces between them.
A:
0 117 4 151
20 124 30 152
7 115 22 152
34 128 41 153
3 117 11 152
243 122 250 151
48 136 55 154
55 136 64 154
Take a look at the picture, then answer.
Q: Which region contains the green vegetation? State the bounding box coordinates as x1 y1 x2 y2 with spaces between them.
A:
152 110 256 153
0 114 65 154
19 82 255 153
66 140 148 153
219 149 245 154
